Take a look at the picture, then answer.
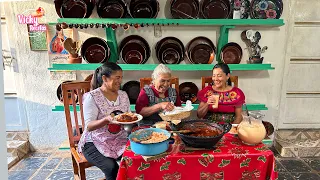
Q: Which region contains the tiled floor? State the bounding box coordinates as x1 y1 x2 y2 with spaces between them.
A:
8 150 105 180
270 146 320 180
8 148 320 180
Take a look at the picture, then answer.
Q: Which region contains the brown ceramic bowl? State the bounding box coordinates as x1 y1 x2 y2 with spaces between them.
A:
179 82 199 103
155 37 185 64
55 0 95 18
161 48 181 64
189 44 214 64
119 35 150 64
129 0 159 18
200 0 231 19
186 36 216 64
221 42 243 64
61 0 87 18
124 50 144 64
120 41 147 64
170 0 200 19
81 37 110 63
121 80 140 104
97 0 127 18
85 44 107 64
56 81 78 105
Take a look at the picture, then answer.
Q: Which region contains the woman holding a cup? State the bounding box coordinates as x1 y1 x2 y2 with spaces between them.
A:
197 63 245 124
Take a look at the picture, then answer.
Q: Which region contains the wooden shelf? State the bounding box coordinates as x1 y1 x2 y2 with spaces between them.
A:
49 18 284 26
52 103 268 112
48 63 275 71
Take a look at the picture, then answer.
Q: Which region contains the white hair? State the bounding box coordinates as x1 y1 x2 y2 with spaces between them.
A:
152 64 172 81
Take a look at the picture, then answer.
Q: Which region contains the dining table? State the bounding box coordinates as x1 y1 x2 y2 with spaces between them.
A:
116 132 278 180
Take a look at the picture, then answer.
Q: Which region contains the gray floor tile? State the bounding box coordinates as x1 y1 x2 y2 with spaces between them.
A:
47 170 74 180
8 170 36 180
30 170 52 180
275 160 287 173
291 173 320 180
279 159 312 172
278 173 295 180
42 158 62 170
57 158 73 170
85 170 105 180
29 152 52 158
11 158 47 171
302 158 320 172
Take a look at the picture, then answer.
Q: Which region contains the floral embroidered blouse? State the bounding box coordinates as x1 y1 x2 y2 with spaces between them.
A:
197 86 246 113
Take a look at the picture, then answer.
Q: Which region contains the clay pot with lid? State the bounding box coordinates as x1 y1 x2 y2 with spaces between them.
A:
237 116 266 146
68 54 82 64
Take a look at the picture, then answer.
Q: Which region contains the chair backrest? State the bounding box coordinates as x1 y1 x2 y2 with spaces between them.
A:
201 76 238 89
139 77 180 90
62 81 91 148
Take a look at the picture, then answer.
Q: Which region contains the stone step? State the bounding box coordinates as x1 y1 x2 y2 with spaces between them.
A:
7 156 19 169
7 140 30 169
274 129 320 157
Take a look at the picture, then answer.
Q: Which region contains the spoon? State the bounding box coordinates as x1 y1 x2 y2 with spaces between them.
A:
243 103 251 124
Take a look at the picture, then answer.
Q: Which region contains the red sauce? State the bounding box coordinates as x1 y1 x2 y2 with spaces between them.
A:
181 122 221 137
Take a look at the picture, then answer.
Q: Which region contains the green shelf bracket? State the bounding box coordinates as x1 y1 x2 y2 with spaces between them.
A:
105 27 118 63
217 25 235 63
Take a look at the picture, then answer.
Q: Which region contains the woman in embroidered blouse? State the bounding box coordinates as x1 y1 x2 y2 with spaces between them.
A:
78 62 130 180
135 64 182 125
197 63 245 124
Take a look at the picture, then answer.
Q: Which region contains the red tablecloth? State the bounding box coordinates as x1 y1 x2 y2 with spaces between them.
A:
117 134 277 180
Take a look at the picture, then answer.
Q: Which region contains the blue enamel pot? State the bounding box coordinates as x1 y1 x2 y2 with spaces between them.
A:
128 128 171 156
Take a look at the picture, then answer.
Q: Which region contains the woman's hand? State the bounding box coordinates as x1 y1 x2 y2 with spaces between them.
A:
102 116 114 125
158 102 175 111
207 95 217 105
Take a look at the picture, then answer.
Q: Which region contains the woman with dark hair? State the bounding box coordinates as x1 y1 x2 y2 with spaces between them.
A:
77 62 130 180
197 63 245 124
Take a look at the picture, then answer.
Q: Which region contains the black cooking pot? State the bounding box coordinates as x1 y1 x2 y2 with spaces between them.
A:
170 119 231 149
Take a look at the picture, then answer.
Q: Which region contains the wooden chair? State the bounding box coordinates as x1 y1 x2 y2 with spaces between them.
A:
139 77 180 90
201 76 238 89
62 81 92 180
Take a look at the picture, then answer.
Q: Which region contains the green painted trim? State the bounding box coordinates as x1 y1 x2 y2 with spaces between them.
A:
53 18 284 26
217 25 235 63
105 27 118 62
48 64 275 71
262 139 273 145
52 103 268 112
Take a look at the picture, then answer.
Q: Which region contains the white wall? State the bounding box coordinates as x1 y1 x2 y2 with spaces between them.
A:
278 0 320 129
4 0 290 149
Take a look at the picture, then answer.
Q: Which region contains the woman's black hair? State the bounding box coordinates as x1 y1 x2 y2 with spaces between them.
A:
213 63 232 86
92 62 122 89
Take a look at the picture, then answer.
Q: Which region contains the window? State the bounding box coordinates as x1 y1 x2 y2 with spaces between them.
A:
1 3 17 94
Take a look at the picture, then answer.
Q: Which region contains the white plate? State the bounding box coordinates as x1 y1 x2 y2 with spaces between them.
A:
114 113 143 125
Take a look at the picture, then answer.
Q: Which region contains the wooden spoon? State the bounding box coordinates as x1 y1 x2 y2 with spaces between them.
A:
63 38 75 54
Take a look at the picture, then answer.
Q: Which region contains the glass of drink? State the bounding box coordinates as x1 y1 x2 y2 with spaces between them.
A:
211 93 220 109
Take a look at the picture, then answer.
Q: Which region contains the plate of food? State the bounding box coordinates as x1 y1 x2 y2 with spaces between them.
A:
228 124 239 135
114 112 143 125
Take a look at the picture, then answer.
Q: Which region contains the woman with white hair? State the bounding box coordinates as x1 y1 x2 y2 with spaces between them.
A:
135 64 181 125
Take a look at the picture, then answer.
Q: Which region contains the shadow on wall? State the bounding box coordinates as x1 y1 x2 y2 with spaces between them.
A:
5 97 70 151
